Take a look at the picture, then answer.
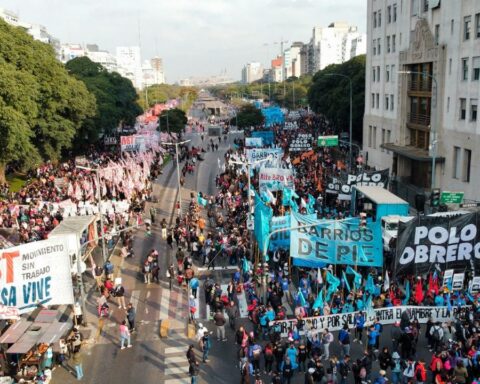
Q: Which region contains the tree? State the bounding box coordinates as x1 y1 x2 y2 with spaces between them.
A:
307 55 365 143
232 104 264 128
66 57 142 150
157 108 187 134
138 84 198 112
0 19 95 182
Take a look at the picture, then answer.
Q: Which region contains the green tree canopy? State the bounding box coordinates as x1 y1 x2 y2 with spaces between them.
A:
138 84 198 112
232 104 264 128
157 108 187 134
307 55 365 142
0 19 95 181
66 56 142 149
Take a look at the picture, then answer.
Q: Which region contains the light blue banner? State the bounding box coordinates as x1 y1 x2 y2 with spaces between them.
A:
254 192 273 252
252 131 274 145
290 213 383 268
261 107 285 127
270 214 317 251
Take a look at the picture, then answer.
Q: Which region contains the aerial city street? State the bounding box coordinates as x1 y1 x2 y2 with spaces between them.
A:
0 1 480 384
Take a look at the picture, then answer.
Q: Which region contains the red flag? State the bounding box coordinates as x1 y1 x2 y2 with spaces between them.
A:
415 278 424 304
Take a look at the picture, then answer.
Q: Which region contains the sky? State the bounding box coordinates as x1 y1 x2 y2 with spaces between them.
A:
2 0 366 83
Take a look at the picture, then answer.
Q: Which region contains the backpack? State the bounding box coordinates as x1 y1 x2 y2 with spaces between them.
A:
432 327 441 341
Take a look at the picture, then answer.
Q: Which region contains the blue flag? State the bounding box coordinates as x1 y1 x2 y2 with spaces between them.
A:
346 266 362 286
312 291 324 310
326 271 340 301
365 274 375 294
297 289 306 307
307 194 316 214
342 271 351 292
197 193 208 207
290 198 299 212
282 188 292 206
402 280 410 305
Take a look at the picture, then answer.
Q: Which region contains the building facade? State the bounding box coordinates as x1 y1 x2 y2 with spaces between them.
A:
363 0 480 203
116 46 143 89
241 62 264 84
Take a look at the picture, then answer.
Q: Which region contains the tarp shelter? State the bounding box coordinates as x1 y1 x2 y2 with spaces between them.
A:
48 215 97 265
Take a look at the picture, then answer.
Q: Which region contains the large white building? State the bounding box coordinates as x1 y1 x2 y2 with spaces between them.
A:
307 21 367 74
363 0 480 204
241 62 264 83
116 46 143 89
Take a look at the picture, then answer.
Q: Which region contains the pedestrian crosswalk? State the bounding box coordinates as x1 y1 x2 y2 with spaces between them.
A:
162 334 197 384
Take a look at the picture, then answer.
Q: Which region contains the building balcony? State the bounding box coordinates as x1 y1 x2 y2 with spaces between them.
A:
408 79 432 93
407 113 431 128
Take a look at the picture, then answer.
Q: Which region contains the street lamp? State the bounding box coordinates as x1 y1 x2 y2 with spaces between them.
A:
324 73 353 170
398 70 438 194
162 140 191 219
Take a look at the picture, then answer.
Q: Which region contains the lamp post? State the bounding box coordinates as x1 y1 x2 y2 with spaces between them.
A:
398 70 438 194
162 140 191 219
324 73 353 170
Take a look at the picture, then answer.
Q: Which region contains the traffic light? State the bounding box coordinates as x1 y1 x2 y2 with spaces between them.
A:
431 188 441 207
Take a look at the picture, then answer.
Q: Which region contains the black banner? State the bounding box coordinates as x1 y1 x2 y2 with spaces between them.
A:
395 212 480 276
326 169 390 198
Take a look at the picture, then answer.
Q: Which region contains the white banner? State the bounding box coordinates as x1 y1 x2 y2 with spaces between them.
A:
259 168 294 192
270 305 469 338
0 239 74 314
245 148 283 168
245 137 263 147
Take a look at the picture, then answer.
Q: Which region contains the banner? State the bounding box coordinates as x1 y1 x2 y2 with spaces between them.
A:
259 168 294 192
270 305 470 337
121 135 138 152
289 133 313 152
290 212 383 268
104 136 118 146
245 137 263 147
254 193 273 252
326 169 390 199
262 107 285 127
394 212 480 277
252 131 274 145
0 239 74 314
270 214 317 251
245 148 283 167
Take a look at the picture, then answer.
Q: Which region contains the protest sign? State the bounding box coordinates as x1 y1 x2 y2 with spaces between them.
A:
121 135 138 152
245 137 263 147
0 238 74 314
452 273 465 291
252 131 274 145
326 169 389 199
104 136 118 146
394 212 480 277
470 276 480 293
289 133 313 152
270 305 470 337
290 213 383 268
245 148 283 167
259 168 294 192
270 214 317 251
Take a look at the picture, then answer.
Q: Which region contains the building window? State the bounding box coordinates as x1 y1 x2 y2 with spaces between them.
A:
385 96 389 110
373 12 377 28
462 58 469 81
387 36 391 53
392 35 396 52
423 0 428 12
377 66 380 81
368 126 372 147
411 0 418 16
464 16 472 40
453 146 461 179
434 24 440 45
377 38 381 54
371 93 375 109
471 99 478 121
378 10 382 27
372 67 376 82
390 94 395 110
387 6 392 23
376 94 380 109
476 13 480 38
387 129 392 143
451 19 454 35
373 39 376 55
463 149 472 182
460 98 467 120
381 129 386 151
386 65 390 82
393 4 397 22
391 65 396 82
472 57 480 80
447 97 450 113
449 58 452 75
373 126 377 149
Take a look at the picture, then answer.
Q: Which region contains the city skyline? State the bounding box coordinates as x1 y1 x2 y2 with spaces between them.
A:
0 0 366 82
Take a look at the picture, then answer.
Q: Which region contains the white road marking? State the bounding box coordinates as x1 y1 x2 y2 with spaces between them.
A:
130 290 140 310
237 288 248 318
159 288 170 320
165 346 188 354
164 379 190 384
164 356 187 364
165 367 187 375
197 266 238 272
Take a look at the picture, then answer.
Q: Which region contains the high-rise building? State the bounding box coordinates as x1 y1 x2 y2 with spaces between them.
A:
150 57 165 85
363 0 480 203
241 62 264 84
306 21 366 74
116 46 143 89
